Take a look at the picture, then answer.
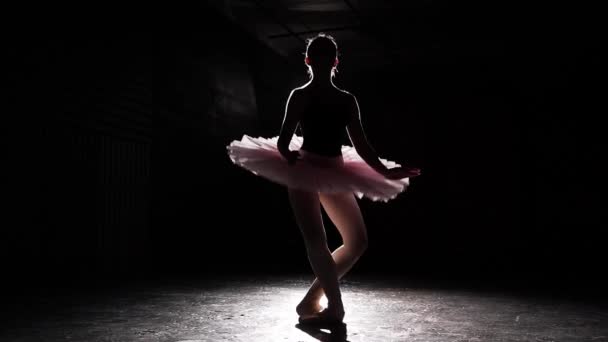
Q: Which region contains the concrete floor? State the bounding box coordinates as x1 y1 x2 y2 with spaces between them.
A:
2 275 607 342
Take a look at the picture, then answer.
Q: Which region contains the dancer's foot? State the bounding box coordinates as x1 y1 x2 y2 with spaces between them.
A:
320 305 345 322
296 297 324 316
298 307 345 326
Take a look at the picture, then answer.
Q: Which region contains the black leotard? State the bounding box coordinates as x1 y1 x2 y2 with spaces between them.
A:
299 90 353 157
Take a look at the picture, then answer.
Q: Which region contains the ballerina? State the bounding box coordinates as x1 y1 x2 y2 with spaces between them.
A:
226 33 421 324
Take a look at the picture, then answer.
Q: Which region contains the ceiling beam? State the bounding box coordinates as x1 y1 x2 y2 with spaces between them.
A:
267 25 361 39
249 0 306 44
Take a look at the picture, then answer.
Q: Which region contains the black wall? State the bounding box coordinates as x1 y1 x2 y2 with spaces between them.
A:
3 2 605 293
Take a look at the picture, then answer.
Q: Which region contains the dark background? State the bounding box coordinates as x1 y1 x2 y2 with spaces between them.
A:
4 1 606 296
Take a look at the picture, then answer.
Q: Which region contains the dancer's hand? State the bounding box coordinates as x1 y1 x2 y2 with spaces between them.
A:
383 166 421 179
283 150 301 165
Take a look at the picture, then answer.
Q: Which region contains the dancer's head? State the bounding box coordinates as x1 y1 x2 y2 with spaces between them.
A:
304 33 339 80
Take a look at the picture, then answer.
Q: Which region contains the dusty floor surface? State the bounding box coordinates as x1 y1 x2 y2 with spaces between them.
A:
2 275 607 341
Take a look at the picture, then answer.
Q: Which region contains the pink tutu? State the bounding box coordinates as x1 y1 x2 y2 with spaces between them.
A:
226 134 410 202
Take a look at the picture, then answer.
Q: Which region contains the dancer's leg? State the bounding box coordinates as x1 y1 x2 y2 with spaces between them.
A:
296 191 368 316
288 188 344 320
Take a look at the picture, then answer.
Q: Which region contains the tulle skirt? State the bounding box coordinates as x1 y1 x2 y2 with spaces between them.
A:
226 134 410 202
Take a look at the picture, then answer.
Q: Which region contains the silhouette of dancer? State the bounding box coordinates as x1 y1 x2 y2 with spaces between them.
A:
227 33 421 325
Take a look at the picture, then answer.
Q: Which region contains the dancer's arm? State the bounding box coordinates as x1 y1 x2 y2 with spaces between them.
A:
278 89 304 159
347 95 421 179
346 94 389 174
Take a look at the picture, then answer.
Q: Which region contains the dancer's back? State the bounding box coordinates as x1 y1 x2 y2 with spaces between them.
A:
297 85 355 157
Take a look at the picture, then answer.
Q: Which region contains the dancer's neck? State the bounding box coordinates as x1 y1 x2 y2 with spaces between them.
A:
308 74 335 88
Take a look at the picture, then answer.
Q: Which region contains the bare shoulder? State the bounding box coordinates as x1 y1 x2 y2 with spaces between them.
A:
285 87 309 120
333 85 352 97
333 87 357 104
333 87 359 118
286 87 305 106
288 84 312 101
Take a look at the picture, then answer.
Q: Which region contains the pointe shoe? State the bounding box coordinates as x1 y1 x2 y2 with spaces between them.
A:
296 301 324 316
298 308 346 326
